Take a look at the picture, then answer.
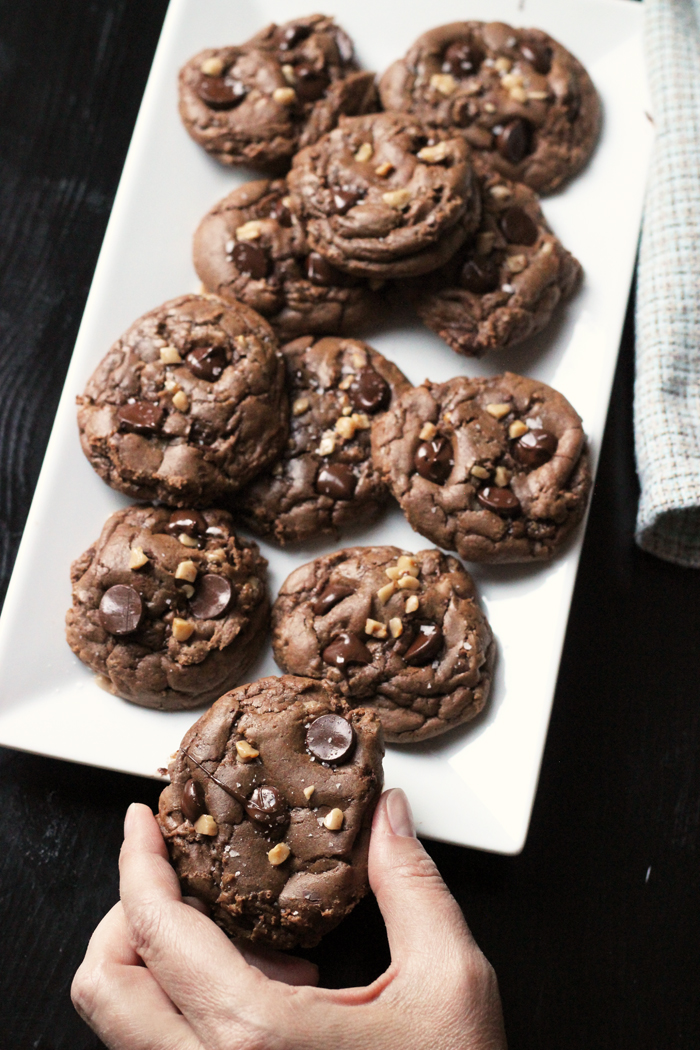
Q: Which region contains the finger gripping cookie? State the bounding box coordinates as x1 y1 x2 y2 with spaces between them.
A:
371 372 592 563
157 675 384 949
77 294 288 508
379 21 601 194
288 111 481 278
179 15 378 168
272 545 494 742
65 506 269 709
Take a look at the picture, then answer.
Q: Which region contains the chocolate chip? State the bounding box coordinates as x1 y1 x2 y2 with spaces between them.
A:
294 64 330 102
459 256 501 294
99 584 144 636
231 241 270 280
245 785 290 829
414 437 453 484
267 198 293 227
496 119 534 165
166 509 207 538
117 401 165 436
315 463 357 500
181 778 206 823
306 252 340 286
348 368 390 413
185 345 228 382
519 40 552 75
196 73 247 109
564 92 581 123
188 419 217 446
442 41 483 77
477 486 521 514
332 188 363 215
500 206 538 246
404 624 443 666
322 632 372 670
513 428 557 468
276 23 312 51
190 575 232 620
313 583 354 616
305 713 356 763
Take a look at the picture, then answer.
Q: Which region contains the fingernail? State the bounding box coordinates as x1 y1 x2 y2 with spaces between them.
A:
385 788 416 838
124 802 137 837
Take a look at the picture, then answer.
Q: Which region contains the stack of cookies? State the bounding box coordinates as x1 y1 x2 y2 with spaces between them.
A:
65 14 600 950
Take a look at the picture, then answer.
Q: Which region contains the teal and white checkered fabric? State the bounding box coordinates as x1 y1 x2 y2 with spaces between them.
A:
635 0 700 566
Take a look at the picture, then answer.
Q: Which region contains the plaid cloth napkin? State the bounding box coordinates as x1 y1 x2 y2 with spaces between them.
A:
635 0 700 566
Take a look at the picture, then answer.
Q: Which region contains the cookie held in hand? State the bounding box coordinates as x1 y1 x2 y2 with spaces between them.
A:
157 675 384 949
272 546 494 743
371 372 591 562
66 505 269 710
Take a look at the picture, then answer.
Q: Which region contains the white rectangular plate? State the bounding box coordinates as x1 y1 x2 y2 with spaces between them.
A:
0 0 651 853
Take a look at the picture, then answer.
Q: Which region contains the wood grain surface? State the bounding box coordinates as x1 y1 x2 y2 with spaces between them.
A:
2 2 700 1049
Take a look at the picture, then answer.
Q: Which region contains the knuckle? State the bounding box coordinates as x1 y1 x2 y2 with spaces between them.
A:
126 898 164 958
392 850 444 887
70 961 103 1019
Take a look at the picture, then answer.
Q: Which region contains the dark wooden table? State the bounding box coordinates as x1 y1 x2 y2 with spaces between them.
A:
2 2 698 1048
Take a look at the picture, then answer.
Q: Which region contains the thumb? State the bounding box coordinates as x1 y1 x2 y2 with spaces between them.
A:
368 789 476 972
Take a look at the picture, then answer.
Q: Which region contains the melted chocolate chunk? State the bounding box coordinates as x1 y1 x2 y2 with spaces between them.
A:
99 584 144 636
519 40 553 75
459 256 501 294
477 486 521 514
190 575 232 620
186 345 228 382
332 188 363 215
188 419 218 446
442 41 483 77
197 73 247 110
305 713 356 763
322 631 372 670
313 583 354 616
267 198 293 227
232 241 270 280
414 437 453 484
294 64 330 102
513 428 557 468
166 509 207 538
348 368 390 413
306 252 340 286
181 778 206 823
117 401 165 436
500 206 538 246
496 119 534 165
276 23 312 51
245 785 290 829
315 463 357 500
404 624 443 666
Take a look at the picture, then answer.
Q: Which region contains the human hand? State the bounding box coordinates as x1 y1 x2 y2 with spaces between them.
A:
72 789 507 1050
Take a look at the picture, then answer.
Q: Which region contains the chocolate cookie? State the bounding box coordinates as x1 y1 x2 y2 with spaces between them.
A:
193 178 378 341
412 164 581 356
179 15 377 168
77 294 288 508
272 546 494 743
236 336 410 546
157 675 384 949
65 505 269 710
379 21 601 195
371 372 591 562
287 111 481 278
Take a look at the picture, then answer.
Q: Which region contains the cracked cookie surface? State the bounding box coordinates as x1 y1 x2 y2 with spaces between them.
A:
411 163 581 356
66 505 269 710
371 372 591 563
77 294 288 507
379 21 600 195
179 14 377 168
193 178 378 341
157 675 383 949
272 545 494 743
288 111 480 278
236 336 410 546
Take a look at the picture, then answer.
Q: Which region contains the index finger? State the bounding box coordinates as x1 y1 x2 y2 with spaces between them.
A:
119 803 286 1042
